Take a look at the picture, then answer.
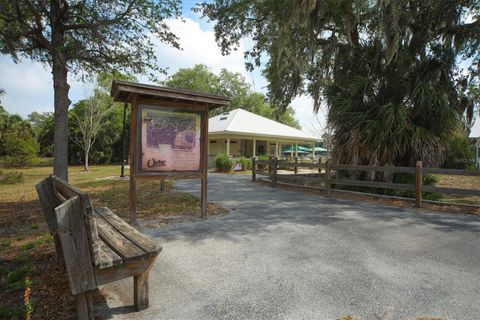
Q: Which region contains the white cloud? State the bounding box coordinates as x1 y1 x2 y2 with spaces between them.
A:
0 57 86 117
0 16 316 133
153 17 247 78
291 95 326 138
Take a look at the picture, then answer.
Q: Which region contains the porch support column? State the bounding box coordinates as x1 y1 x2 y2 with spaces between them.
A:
226 137 230 157
275 141 279 158
295 142 298 157
290 144 294 157
252 139 256 157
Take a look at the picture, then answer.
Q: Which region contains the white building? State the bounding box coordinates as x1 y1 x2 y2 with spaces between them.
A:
470 117 480 169
208 109 319 164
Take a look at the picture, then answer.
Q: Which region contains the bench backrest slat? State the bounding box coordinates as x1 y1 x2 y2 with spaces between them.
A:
36 177 62 234
55 196 97 294
50 176 101 263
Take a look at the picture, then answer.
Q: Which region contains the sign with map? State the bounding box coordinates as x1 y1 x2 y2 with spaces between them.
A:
139 105 201 173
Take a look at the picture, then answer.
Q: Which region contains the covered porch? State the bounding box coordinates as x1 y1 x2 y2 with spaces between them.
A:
208 134 318 166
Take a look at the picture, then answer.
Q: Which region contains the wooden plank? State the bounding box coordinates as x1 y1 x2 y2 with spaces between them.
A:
331 179 415 191
93 238 123 269
130 101 138 224
422 186 480 196
331 164 415 173
51 176 100 263
415 161 422 208
94 212 148 261
95 256 157 286
276 161 323 169
134 264 153 311
35 177 65 269
35 177 61 234
95 207 161 255
75 291 95 320
55 197 96 295
112 80 230 106
325 160 332 194
422 168 480 176
201 108 208 218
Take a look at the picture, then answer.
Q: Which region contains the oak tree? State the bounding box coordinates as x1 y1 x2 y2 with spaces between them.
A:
0 0 181 180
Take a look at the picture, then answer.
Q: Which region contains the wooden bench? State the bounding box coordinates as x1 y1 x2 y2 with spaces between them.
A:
36 175 161 319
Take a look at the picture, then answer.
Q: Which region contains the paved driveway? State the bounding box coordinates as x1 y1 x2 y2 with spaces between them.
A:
100 173 480 320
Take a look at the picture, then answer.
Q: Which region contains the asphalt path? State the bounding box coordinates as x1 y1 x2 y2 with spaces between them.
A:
100 173 480 320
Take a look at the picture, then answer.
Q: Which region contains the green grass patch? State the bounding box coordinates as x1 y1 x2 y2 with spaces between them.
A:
19 239 43 251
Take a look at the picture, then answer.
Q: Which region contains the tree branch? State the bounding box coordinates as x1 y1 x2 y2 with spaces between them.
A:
62 0 136 31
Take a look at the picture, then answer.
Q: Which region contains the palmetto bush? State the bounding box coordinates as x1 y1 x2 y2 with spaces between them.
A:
326 44 459 169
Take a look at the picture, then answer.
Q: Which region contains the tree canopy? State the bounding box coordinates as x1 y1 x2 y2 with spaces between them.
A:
164 64 301 128
0 0 182 179
200 0 480 166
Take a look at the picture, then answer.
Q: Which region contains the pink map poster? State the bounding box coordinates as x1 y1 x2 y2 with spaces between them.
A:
139 106 201 172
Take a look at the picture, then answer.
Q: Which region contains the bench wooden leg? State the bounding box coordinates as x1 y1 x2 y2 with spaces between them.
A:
134 270 150 311
75 291 94 320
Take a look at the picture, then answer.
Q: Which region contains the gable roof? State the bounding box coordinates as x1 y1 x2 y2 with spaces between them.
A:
111 80 230 109
209 109 319 142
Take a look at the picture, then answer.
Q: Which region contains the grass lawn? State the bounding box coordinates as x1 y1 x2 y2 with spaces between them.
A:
0 163 227 319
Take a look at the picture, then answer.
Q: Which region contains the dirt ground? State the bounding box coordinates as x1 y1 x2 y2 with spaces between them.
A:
0 165 227 320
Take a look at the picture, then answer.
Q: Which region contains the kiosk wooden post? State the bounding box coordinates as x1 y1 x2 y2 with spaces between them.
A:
111 81 229 224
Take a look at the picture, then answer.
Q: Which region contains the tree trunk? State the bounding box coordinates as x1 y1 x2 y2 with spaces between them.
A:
84 149 89 171
51 25 71 181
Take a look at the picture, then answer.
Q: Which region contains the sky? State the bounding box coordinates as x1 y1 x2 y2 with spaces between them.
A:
0 1 478 138
0 1 327 138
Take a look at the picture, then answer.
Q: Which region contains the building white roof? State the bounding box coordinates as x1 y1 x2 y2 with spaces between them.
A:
209 108 319 142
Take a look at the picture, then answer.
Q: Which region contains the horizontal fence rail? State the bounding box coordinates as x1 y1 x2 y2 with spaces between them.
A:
251 157 480 208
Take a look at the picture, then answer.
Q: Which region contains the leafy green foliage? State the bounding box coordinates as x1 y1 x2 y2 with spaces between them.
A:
256 155 270 170
0 107 39 168
1 136 39 168
0 0 182 179
165 64 301 128
215 154 233 172
237 157 252 171
443 134 474 169
200 0 479 166
28 112 54 156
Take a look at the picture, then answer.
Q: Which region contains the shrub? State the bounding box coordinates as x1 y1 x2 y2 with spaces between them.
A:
0 170 23 185
443 135 474 169
215 154 233 172
256 155 270 170
238 157 251 171
1 133 39 168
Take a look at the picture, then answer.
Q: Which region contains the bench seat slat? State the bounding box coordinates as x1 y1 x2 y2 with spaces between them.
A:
95 207 161 255
92 238 123 269
94 212 150 262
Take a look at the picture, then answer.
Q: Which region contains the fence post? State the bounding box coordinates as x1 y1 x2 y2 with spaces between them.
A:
272 157 277 187
268 156 272 174
252 157 256 182
294 157 298 174
160 180 165 193
415 161 422 208
325 159 332 194
318 158 322 174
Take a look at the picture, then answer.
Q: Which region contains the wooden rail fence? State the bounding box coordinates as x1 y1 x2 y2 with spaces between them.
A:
251 157 480 208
